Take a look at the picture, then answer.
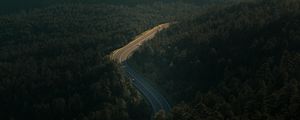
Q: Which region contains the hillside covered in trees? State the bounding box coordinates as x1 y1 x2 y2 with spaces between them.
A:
128 0 300 119
0 4 151 120
0 2 208 120
1 0 299 120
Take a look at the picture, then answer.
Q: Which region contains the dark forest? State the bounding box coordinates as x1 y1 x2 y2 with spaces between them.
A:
0 0 299 120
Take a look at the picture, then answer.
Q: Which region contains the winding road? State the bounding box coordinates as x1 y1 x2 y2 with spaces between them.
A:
110 23 172 114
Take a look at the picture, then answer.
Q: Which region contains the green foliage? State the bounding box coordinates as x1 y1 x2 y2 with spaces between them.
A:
0 4 175 120
129 0 300 119
0 1 209 119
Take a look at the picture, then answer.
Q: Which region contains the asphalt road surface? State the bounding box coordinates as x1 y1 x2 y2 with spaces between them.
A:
110 23 171 63
110 23 172 114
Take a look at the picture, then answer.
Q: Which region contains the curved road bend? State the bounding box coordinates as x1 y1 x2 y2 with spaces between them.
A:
124 61 171 113
110 23 172 114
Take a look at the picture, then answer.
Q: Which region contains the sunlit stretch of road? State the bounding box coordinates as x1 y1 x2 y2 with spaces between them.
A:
110 23 172 114
110 23 171 63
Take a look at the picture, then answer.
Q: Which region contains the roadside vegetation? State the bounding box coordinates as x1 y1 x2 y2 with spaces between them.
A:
1 0 299 120
129 0 300 119
0 1 208 120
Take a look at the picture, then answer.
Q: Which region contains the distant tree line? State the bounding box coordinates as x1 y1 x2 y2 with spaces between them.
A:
0 0 227 15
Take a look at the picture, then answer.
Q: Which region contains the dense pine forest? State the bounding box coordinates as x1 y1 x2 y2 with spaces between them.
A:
1 0 299 120
129 0 300 119
0 2 206 120
0 5 153 120
0 0 224 15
